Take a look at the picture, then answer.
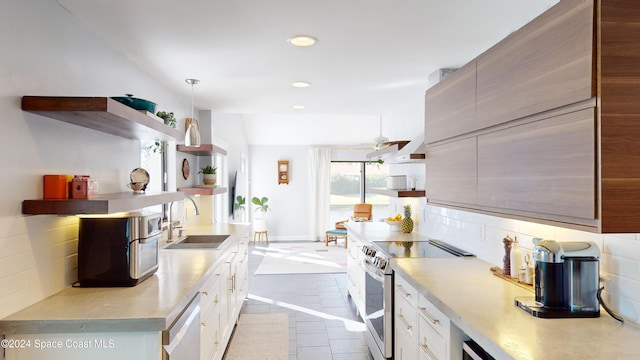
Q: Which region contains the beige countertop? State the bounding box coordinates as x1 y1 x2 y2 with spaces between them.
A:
392 257 640 360
0 223 249 335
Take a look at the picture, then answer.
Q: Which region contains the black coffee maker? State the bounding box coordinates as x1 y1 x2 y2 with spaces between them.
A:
515 239 600 318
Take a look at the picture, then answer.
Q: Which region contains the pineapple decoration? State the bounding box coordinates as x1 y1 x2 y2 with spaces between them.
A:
401 204 414 233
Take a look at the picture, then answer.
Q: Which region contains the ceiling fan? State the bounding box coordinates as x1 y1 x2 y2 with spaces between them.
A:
373 116 389 150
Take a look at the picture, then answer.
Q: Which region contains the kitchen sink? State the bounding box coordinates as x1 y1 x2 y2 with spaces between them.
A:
165 235 230 249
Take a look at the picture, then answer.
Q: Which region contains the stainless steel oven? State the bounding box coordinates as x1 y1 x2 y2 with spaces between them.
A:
361 240 473 360
363 254 392 360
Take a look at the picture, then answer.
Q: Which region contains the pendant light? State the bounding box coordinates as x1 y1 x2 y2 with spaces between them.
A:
374 116 389 150
185 78 201 147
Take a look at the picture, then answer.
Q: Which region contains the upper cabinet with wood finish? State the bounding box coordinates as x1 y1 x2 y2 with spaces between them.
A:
424 61 476 143
475 0 595 128
425 0 640 233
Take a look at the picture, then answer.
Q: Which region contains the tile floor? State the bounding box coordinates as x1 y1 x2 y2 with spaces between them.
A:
241 241 373 360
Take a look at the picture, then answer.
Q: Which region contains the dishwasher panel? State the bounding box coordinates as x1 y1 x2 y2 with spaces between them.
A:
163 293 201 360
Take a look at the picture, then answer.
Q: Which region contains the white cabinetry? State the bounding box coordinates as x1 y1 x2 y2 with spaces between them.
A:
346 232 365 316
219 234 249 355
200 234 248 360
417 294 449 360
200 267 222 360
394 273 461 360
395 274 419 360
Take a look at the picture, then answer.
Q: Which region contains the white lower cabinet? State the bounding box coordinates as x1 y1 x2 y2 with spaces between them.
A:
218 234 249 358
395 273 459 360
395 274 419 360
200 267 222 360
417 297 448 360
346 232 365 316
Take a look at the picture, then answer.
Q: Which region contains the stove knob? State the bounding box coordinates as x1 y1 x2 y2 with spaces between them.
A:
379 259 387 270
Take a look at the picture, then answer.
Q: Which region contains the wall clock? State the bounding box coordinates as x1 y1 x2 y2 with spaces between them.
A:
278 160 289 185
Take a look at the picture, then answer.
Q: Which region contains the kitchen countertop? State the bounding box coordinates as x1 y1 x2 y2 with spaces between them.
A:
0 223 249 335
392 257 640 360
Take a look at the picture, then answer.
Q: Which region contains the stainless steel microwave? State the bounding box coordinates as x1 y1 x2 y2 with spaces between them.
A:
77 212 162 287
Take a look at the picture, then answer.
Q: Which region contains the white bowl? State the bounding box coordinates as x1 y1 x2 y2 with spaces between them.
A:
385 219 402 231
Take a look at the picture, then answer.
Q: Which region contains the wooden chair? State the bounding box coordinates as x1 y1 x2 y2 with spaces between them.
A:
326 203 372 248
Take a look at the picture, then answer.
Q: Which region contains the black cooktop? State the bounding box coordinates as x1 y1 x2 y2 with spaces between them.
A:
371 239 475 259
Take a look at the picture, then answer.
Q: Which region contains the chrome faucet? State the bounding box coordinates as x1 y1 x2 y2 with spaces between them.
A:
168 194 200 242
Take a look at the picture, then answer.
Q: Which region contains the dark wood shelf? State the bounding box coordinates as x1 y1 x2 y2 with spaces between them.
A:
177 144 227 156
22 191 185 215
177 187 227 196
369 188 426 198
22 96 183 141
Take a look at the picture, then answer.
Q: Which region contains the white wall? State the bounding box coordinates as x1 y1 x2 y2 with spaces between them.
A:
249 145 310 240
420 205 640 323
0 0 194 318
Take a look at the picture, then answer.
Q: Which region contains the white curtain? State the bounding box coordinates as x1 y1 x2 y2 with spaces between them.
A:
308 147 332 241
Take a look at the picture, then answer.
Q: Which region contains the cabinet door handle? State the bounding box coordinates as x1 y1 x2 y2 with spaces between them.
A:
202 291 208 296
419 343 438 360
397 285 411 299
398 314 412 332
418 307 440 325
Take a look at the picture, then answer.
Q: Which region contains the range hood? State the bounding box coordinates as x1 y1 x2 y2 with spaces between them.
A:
366 134 425 164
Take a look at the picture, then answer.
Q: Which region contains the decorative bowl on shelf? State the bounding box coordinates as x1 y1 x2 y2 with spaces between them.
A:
385 219 402 231
111 94 157 113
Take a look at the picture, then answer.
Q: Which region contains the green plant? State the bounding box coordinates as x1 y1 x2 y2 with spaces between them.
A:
367 158 384 166
198 165 217 175
251 196 270 213
149 140 167 153
234 196 246 211
156 111 177 128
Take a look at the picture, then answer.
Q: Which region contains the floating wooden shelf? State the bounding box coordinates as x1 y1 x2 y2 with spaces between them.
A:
366 140 425 164
22 96 183 141
366 142 409 159
177 144 227 156
177 187 228 196
369 188 426 198
22 191 186 215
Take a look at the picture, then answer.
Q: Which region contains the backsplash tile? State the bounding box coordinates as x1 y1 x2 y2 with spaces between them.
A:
421 204 640 323
0 215 79 319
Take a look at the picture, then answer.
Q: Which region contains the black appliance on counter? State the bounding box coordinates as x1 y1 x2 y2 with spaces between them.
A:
515 239 600 318
361 239 474 360
77 212 162 287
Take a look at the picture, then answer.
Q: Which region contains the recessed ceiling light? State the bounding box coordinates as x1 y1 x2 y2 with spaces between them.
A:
292 81 311 88
292 105 306 110
288 35 318 47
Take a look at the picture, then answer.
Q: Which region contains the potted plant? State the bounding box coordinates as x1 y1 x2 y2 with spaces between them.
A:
234 196 246 212
252 196 270 215
252 196 270 232
199 165 217 185
156 111 177 128
149 140 167 153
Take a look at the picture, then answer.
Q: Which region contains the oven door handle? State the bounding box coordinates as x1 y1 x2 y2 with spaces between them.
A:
363 258 385 282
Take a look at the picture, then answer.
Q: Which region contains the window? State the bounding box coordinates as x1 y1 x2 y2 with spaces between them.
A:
329 161 389 224
140 139 165 215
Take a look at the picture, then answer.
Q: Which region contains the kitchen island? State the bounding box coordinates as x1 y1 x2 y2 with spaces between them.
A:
392 257 640 359
0 223 249 360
